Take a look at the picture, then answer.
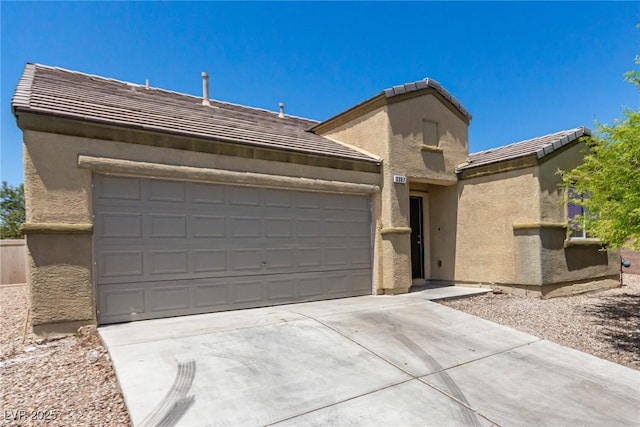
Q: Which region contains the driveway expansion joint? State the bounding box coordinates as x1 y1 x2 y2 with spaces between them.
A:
266 378 415 426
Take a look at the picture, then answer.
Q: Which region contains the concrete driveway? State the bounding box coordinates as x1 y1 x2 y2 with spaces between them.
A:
99 291 640 426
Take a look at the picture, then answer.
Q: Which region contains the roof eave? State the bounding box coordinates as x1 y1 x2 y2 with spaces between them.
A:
456 128 592 175
534 127 591 160
11 63 36 116
455 152 537 174
14 107 381 165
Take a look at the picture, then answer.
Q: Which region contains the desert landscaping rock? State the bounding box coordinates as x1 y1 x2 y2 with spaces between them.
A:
440 274 640 371
0 284 131 426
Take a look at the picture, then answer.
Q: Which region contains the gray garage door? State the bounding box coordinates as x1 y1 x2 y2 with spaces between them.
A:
94 174 372 324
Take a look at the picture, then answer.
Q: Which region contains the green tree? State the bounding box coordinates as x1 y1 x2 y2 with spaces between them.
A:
561 58 640 250
0 181 25 239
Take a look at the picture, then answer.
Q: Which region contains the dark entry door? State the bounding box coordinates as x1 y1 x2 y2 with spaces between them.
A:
410 196 424 279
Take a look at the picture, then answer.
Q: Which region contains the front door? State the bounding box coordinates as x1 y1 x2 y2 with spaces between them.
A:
410 196 424 279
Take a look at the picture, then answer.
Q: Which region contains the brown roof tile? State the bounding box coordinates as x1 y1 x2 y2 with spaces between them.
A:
11 64 378 163
457 127 591 171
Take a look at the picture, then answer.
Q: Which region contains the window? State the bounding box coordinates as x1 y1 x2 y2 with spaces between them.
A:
567 187 589 238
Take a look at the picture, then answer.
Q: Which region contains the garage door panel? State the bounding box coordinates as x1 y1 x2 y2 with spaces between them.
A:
350 220 372 238
98 212 143 238
150 286 190 312
230 248 263 271
150 250 188 275
100 287 145 317
148 214 187 238
349 196 370 211
193 249 227 272
98 243 371 284
232 280 264 304
325 248 350 267
229 186 260 206
97 269 372 324
325 219 350 237
192 215 226 238
190 182 226 204
352 271 374 292
230 216 262 238
194 282 229 308
147 179 185 203
265 249 294 270
263 188 292 207
95 175 372 324
351 247 373 266
297 276 325 298
265 218 293 238
295 192 321 209
324 272 350 294
193 280 229 311
98 175 142 201
295 219 322 237
266 277 295 300
322 194 352 211
100 251 144 277
298 248 323 268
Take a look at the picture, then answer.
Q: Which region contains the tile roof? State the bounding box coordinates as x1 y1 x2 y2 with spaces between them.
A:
11 64 378 163
457 127 591 171
383 78 472 121
311 77 472 132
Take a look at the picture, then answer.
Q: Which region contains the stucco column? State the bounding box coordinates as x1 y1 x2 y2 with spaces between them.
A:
376 177 412 294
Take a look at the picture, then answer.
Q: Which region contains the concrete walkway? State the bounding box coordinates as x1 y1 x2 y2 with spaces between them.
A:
100 292 640 427
409 283 491 300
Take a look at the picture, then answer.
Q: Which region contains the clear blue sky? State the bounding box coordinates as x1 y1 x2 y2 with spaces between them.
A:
1 2 638 186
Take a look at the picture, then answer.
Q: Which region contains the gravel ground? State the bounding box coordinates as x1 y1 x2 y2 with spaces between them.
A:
440 274 640 371
2 276 638 425
0 284 131 426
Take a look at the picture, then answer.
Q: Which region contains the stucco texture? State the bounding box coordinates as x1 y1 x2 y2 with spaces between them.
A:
26 234 94 329
386 94 468 185
456 166 540 284
456 142 619 293
320 92 469 292
537 142 619 285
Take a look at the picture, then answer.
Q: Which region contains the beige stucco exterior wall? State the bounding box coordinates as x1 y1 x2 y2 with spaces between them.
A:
386 95 468 185
320 94 469 293
22 128 380 333
455 166 540 284
456 142 619 295
424 185 459 281
537 143 619 286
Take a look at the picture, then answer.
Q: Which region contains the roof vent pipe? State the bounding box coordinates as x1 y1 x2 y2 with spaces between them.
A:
278 102 285 118
145 79 150 90
202 72 211 106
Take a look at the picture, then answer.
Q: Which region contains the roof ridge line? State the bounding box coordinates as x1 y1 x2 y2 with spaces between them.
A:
28 63 320 124
382 77 472 120
469 126 587 157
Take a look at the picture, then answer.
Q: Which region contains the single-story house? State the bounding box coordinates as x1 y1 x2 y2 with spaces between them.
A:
11 64 619 335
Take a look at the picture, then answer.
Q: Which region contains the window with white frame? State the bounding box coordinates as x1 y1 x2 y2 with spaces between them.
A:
567 187 590 238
